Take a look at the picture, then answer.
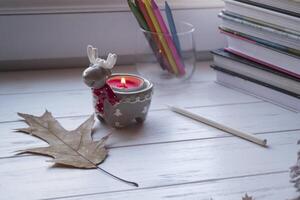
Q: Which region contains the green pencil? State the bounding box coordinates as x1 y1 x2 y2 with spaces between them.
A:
128 0 166 70
128 0 149 30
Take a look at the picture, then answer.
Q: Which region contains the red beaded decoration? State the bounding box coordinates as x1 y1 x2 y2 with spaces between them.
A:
92 84 119 115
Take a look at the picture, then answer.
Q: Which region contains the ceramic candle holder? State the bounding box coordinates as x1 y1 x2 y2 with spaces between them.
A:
97 73 153 128
83 45 153 128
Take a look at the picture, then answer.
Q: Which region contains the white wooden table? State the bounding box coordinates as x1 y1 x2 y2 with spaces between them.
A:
0 61 299 200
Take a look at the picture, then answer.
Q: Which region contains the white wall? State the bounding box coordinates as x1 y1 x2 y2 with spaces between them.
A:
0 7 226 68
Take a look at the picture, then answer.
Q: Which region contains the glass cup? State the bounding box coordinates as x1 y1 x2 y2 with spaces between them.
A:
135 21 196 84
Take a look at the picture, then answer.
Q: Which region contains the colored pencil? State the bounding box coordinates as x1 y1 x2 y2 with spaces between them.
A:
127 0 166 70
135 0 171 71
151 0 185 75
128 0 148 30
165 1 182 57
143 0 179 75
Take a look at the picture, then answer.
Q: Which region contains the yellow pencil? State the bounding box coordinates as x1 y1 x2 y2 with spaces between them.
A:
143 0 179 75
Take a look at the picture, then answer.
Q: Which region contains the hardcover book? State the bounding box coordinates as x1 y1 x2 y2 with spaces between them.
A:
224 0 300 32
219 12 300 50
232 0 300 18
212 49 300 95
220 29 300 78
212 66 300 112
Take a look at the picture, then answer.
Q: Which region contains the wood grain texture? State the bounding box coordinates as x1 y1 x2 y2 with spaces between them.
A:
0 131 298 200
0 63 298 200
0 82 261 123
98 131 299 188
0 156 131 200
60 172 297 200
1 102 299 158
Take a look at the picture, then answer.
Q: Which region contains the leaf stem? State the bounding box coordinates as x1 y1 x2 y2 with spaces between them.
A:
97 167 139 187
97 130 139 187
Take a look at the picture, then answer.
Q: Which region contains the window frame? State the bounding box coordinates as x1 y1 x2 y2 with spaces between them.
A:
0 0 224 15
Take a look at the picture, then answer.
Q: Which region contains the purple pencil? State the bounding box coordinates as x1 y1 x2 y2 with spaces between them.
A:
151 0 185 75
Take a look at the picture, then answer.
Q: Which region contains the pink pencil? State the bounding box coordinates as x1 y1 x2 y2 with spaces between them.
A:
151 0 185 75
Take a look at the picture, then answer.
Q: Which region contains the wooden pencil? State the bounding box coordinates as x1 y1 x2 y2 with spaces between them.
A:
167 105 268 147
127 0 166 70
151 0 185 75
143 0 179 75
135 0 171 72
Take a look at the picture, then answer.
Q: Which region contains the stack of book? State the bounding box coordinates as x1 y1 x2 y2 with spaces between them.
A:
211 0 300 111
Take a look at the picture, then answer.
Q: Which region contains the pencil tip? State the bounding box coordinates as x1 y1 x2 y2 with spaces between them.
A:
263 139 268 147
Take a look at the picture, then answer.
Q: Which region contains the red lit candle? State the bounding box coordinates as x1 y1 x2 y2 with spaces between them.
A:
118 77 127 88
107 75 144 92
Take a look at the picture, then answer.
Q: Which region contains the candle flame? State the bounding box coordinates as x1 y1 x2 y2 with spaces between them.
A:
121 77 126 85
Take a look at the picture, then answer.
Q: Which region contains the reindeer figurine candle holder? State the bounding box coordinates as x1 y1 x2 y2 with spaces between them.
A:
83 45 153 128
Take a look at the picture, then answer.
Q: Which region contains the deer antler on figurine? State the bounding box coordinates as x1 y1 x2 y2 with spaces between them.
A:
83 45 117 89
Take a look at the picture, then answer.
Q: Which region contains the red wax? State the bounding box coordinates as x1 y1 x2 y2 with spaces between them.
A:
107 75 143 90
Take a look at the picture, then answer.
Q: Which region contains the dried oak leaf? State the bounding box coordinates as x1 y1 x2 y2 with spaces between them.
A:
17 111 109 169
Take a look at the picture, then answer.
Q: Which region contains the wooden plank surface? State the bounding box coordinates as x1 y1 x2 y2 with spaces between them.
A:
1 102 300 158
0 82 262 123
0 62 299 200
0 131 298 200
62 172 297 200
